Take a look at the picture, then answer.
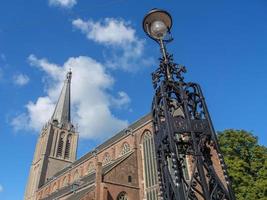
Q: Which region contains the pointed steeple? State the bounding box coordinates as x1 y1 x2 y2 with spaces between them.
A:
52 70 72 125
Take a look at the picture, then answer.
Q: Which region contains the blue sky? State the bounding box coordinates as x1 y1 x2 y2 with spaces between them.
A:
0 0 266 199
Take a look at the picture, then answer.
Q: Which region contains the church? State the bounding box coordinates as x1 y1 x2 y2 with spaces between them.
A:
24 71 227 200
24 71 159 200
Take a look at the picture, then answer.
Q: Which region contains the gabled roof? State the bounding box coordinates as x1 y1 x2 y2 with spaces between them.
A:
42 152 133 200
95 113 152 151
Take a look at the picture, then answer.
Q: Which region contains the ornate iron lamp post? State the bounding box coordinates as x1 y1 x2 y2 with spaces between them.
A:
143 9 235 200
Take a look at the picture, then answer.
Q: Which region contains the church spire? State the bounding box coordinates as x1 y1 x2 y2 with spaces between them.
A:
25 70 78 200
51 70 72 125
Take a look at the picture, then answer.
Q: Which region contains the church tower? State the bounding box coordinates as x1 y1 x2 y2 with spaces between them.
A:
24 71 78 200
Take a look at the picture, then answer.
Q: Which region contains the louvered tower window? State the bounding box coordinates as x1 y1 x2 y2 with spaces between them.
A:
57 133 64 157
64 135 71 159
143 131 158 200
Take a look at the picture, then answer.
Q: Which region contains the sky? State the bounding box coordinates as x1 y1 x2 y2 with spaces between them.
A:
0 0 266 199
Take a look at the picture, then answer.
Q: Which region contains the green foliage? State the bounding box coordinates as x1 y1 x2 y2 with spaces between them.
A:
218 129 267 200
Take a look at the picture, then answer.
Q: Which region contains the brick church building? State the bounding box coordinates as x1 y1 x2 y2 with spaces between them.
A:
24 71 160 200
24 71 227 200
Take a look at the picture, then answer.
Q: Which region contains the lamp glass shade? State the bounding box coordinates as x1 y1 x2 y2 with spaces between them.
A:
150 20 168 39
143 9 172 40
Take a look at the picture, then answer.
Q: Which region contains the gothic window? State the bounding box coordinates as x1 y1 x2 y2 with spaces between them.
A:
52 182 57 193
62 176 68 187
87 162 94 174
73 170 79 181
45 187 49 196
121 142 130 156
142 131 158 200
117 192 128 200
57 133 65 157
102 152 111 165
64 134 71 159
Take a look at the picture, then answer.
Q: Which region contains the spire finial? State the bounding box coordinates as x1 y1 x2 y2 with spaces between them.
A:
67 68 72 80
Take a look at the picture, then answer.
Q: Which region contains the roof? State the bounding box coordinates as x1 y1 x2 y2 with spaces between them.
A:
42 152 133 200
96 113 152 151
43 113 152 186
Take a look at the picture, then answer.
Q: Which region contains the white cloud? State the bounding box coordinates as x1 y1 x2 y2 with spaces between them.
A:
0 184 3 192
28 54 62 79
72 18 154 71
27 97 55 130
13 73 30 86
48 0 77 8
12 55 129 140
72 18 135 45
111 91 131 108
11 17 155 140
11 113 30 131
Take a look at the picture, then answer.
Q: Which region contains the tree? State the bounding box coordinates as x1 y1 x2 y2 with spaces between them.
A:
218 129 267 200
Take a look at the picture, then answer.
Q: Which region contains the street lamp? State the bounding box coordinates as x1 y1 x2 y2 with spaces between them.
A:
143 9 236 200
143 9 172 41
143 9 173 79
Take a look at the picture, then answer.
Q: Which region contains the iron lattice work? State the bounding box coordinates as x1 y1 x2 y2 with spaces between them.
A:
152 53 235 200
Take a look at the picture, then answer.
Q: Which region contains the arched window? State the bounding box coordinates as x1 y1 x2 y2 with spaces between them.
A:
45 187 49 196
142 131 158 200
73 170 79 181
64 134 71 159
87 162 94 174
52 182 57 193
121 142 130 156
57 133 65 157
102 152 111 165
117 192 128 200
62 176 68 187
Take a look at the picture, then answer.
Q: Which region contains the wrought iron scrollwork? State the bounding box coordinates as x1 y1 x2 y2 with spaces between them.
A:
152 53 235 200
